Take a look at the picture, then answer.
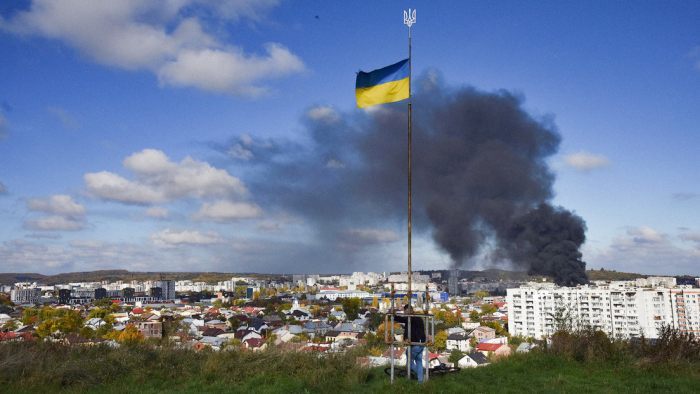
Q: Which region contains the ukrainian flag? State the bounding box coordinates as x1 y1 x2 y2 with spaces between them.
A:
355 59 410 108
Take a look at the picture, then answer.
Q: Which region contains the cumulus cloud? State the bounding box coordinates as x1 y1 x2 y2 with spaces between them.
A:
0 1 305 96
192 200 264 222
307 106 339 124
25 194 86 216
341 228 401 246
145 206 169 219
561 150 610 171
23 195 87 231
47 106 79 130
85 149 249 204
148 228 225 248
0 181 7 194
23 215 86 231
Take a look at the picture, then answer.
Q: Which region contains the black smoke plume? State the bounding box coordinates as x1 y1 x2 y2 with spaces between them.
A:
224 71 588 285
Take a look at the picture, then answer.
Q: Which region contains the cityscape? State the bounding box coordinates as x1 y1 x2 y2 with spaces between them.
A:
1 1 699 392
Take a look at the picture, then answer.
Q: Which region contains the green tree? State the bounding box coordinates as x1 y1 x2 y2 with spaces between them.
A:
474 291 489 299
367 312 384 331
480 304 497 315
1 320 19 332
89 308 111 320
341 297 362 321
469 311 480 322
35 310 84 338
93 298 113 308
21 307 39 325
448 349 464 364
79 326 96 339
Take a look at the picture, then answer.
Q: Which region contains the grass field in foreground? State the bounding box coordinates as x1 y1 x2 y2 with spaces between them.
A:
2 340 700 394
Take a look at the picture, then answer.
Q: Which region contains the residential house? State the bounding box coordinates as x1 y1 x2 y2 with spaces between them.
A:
516 342 537 353
476 342 511 358
472 326 496 341
202 327 225 337
329 310 347 321
136 321 163 339
446 333 471 353
234 329 262 342
458 352 490 368
243 337 267 351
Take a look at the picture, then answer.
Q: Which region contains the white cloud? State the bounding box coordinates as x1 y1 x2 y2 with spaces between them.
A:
341 228 400 246
307 106 339 124
626 226 666 244
0 181 7 194
25 194 86 216
23 215 86 231
85 149 249 204
256 220 281 233
145 206 169 219
157 43 305 96
561 150 610 171
0 1 304 96
584 226 700 275
228 143 254 161
325 159 346 169
0 239 72 270
84 171 165 205
148 228 224 249
192 200 264 222
46 106 79 130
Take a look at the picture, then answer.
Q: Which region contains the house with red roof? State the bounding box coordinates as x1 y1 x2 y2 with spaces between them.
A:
476 342 511 358
243 337 267 351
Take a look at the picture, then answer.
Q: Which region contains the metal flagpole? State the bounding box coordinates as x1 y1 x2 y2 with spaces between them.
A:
405 7 415 308
404 7 415 381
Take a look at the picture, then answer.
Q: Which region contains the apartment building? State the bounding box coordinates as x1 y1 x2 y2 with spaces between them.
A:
507 282 700 339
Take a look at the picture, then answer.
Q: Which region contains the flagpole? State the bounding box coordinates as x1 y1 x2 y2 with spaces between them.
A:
404 8 415 306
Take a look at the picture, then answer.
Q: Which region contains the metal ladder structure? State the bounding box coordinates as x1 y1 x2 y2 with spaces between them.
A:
384 283 435 383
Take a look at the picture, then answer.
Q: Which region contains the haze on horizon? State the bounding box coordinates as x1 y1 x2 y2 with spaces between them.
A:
0 1 699 277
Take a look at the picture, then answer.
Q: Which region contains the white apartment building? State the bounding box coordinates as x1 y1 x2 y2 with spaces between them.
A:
10 288 42 304
507 282 700 339
387 272 430 284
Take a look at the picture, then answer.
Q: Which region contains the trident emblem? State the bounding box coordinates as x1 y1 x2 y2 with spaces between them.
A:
404 8 416 27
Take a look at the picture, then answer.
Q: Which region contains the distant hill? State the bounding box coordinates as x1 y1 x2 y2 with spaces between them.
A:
0 268 683 287
0 270 281 286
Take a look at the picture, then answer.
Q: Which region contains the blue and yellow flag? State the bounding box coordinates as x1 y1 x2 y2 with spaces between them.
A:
355 59 410 108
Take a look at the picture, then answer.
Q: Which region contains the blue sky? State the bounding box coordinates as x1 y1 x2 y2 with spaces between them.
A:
1 1 699 276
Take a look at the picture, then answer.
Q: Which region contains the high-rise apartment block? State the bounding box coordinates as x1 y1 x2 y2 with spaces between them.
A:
154 280 175 300
507 282 700 339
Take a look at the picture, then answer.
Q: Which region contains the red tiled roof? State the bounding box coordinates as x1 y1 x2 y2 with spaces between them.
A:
244 338 265 348
477 343 504 352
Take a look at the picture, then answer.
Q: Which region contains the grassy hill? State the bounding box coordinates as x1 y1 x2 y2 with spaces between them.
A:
1 329 699 393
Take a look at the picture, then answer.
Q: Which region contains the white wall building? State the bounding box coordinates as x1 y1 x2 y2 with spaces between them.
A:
10 288 42 304
507 282 700 339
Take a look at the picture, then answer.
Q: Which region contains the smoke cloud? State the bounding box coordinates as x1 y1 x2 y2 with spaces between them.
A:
221 71 588 285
